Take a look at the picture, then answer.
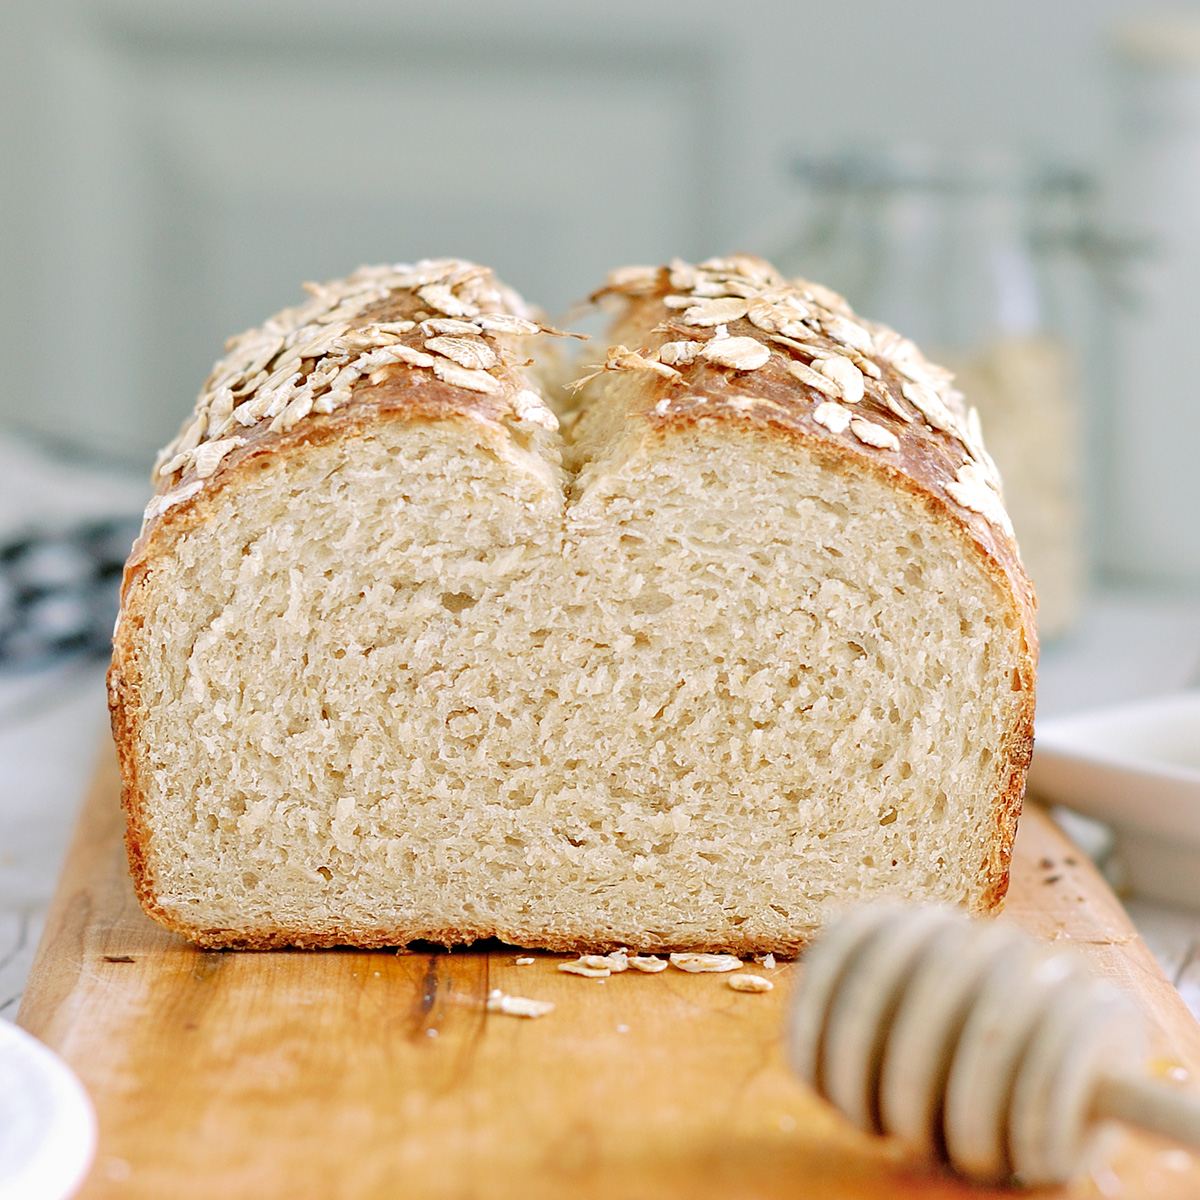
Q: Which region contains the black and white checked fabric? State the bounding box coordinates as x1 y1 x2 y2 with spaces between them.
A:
0 517 142 670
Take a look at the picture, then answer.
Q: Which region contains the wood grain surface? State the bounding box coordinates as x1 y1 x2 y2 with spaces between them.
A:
17 746 1200 1199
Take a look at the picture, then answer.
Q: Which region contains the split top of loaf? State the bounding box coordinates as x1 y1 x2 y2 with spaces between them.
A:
111 255 1036 953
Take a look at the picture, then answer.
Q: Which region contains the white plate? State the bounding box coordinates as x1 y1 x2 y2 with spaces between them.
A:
1028 690 1200 908
0 1019 95 1200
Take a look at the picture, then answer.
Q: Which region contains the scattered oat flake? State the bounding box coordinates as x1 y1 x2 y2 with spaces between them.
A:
701 336 770 370
559 957 612 978
669 953 743 974
515 957 536 966
604 949 630 973
728 974 773 993
628 956 668 973
756 953 777 970
812 402 853 434
486 989 554 1018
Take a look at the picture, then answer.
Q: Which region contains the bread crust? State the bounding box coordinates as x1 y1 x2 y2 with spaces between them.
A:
110 256 1036 951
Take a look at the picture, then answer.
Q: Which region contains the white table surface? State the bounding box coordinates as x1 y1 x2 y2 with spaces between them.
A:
1 428 1199 1022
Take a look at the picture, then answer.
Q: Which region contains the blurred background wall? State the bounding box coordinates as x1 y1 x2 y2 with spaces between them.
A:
1 0 1199 600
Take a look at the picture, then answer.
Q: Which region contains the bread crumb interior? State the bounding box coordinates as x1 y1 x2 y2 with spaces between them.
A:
127 391 1025 950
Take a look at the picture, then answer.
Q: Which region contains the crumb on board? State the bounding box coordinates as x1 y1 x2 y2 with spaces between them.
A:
627 955 668 973
728 974 773 993
487 989 555 1018
669 953 743 973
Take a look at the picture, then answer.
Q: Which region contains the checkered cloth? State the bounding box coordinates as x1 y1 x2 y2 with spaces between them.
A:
0 517 142 669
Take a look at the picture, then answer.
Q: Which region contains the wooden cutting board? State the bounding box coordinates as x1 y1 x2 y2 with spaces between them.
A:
18 746 1200 1199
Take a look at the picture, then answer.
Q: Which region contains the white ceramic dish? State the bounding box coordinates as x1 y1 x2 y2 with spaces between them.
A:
1028 689 1200 908
0 1019 95 1200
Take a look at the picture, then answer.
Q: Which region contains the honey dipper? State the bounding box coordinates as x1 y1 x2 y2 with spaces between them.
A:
787 905 1200 1186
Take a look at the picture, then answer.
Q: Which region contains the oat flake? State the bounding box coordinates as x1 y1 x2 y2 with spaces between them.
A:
813 402 853 434
850 417 900 451
669 953 742 974
701 336 770 371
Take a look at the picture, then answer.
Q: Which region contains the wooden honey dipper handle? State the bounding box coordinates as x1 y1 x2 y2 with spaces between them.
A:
788 904 1200 1187
1093 1072 1200 1151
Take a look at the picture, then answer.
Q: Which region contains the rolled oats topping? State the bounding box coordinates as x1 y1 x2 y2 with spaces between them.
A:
150 259 569 504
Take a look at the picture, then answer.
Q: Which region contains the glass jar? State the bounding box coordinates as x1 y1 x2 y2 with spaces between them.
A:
771 146 1114 640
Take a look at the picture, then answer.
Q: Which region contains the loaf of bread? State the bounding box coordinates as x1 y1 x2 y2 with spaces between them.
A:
109 255 1036 953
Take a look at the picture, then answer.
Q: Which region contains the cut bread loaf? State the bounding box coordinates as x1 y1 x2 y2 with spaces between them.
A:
109 255 1036 953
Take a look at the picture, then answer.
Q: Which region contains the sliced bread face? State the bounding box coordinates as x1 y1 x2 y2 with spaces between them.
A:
111 257 1036 952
